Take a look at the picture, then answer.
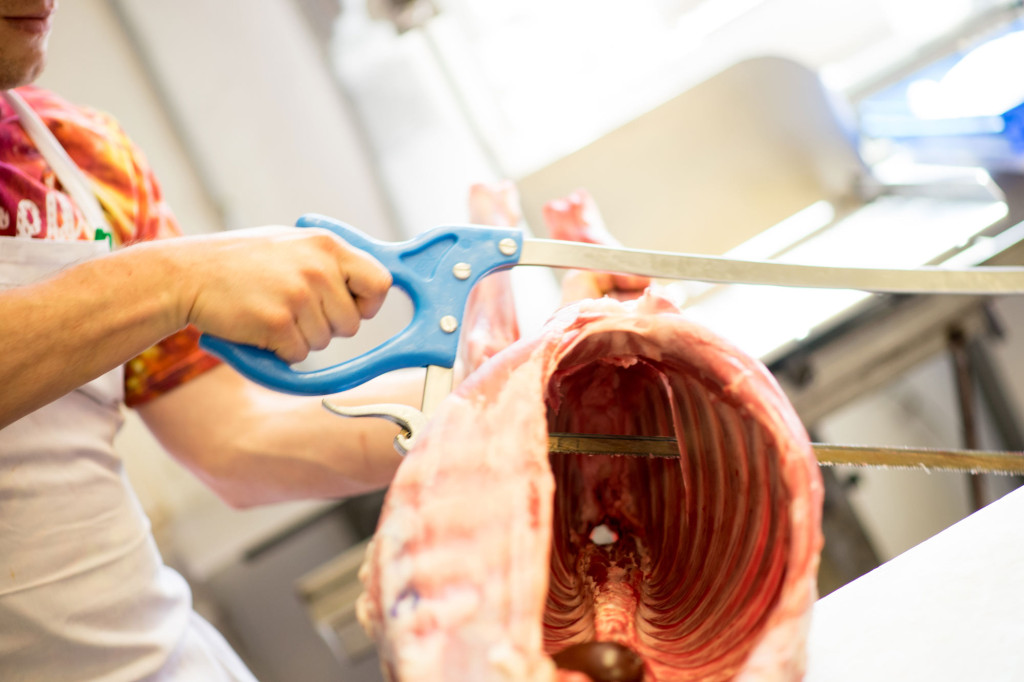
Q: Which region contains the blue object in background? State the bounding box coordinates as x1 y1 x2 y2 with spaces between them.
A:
859 20 1024 169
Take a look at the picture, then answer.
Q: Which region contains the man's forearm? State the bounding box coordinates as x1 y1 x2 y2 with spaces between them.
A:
137 365 423 507
0 245 184 428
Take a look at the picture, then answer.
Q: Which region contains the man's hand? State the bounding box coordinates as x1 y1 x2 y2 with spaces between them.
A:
151 226 393 363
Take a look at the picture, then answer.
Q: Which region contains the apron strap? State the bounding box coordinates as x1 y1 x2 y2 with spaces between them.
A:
2 89 114 236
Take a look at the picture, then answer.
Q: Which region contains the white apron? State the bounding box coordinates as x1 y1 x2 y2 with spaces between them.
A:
0 91 257 681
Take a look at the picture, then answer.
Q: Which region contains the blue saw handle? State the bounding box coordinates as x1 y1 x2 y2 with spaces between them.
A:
199 214 524 395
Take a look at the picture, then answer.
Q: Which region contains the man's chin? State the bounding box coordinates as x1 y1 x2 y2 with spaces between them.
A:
0 58 45 90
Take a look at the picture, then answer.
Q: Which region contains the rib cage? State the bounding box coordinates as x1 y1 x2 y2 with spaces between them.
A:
544 338 793 681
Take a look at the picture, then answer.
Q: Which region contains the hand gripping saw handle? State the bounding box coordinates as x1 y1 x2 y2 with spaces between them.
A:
198 214 524 452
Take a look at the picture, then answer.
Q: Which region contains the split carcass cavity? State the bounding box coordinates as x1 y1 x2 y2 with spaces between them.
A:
544 332 799 679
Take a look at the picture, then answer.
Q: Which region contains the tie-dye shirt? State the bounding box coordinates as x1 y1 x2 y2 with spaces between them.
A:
0 86 220 406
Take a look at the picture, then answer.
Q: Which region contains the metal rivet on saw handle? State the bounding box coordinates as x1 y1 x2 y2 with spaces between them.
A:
452 262 472 280
498 238 518 256
440 315 459 333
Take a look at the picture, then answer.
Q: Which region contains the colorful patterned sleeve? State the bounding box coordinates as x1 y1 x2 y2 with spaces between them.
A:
39 88 224 407
124 325 222 407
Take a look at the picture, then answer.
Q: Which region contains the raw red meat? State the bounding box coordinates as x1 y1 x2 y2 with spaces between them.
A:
543 189 650 303
459 181 522 373
357 188 823 681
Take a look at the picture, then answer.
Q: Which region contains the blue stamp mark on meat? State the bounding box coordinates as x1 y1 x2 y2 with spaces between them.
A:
390 586 420 619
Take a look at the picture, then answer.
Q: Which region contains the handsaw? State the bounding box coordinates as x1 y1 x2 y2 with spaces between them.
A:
199 215 1024 462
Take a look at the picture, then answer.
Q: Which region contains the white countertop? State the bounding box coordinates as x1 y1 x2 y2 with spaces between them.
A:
805 484 1024 680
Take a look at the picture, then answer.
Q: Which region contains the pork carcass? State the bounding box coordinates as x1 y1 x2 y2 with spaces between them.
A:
357 187 824 681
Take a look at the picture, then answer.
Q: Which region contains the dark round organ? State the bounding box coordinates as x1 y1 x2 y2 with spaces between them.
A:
552 641 645 681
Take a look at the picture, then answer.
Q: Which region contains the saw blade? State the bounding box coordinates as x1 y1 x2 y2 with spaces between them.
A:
547 434 1024 476
519 239 1024 294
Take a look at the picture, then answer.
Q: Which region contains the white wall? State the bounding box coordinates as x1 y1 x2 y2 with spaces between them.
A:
110 0 394 233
